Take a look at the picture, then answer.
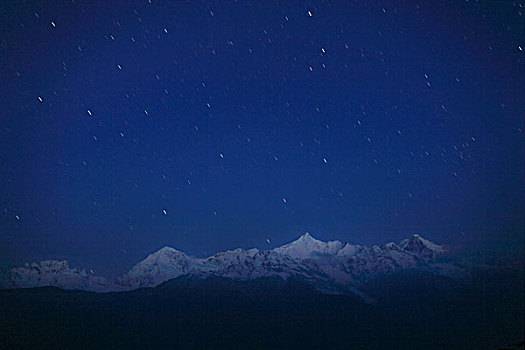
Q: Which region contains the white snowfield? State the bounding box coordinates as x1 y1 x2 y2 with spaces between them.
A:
0 233 458 293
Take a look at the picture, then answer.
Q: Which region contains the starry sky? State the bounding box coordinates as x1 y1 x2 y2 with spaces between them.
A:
1 0 524 277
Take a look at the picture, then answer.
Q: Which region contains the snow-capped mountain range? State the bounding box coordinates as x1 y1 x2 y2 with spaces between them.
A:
0 260 112 292
0 233 461 294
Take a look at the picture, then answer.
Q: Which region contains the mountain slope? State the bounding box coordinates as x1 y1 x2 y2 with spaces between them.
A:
113 233 454 293
1 233 456 294
115 247 205 289
273 232 344 258
0 260 110 292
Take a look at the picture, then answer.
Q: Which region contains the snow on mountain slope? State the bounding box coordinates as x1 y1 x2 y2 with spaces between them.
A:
116 246 332 289
115 233 450 290
273 232 344 259
0 260 111 292
116 247 205 289
400 234 445 260
336 243 364 258
1 233 453 294
204 248 330 281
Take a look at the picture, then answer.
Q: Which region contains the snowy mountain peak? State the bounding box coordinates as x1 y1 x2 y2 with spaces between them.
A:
116 246 201 289
0 260 110 292
273 233 343 259
158 246 177 253
400 234 444 259
300 232 313 240
2 233 458 294
404 234 443 251
289 232 318 245
152 246 186 256
281 232 322 247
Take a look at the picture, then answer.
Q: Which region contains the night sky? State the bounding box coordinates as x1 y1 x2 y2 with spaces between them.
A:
1 1 523 277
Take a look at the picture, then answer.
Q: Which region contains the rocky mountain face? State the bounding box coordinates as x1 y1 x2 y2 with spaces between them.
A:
0 233 460 294
0 260 111 292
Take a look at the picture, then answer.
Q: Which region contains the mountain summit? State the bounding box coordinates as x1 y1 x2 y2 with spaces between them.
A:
116 247 203 289
400 234 444 259
273 232 344 259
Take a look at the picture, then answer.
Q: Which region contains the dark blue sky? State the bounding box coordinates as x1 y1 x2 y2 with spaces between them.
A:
1 0 523 277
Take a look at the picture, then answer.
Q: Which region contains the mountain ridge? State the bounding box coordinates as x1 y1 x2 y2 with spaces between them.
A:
0 233 455 295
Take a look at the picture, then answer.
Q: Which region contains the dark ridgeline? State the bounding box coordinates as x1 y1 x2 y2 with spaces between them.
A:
0 268 523 350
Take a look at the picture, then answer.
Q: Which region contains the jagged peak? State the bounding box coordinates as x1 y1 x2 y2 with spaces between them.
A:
400 234 444 254
293 232 340 246
273 232 344 259
278 232 323 248
208 247 259 259
3 232 459 293
298 232 315 241
382 242 400 249
336 242 362 257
